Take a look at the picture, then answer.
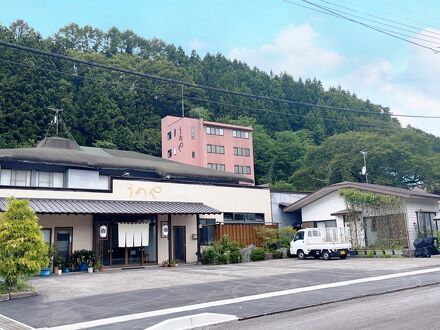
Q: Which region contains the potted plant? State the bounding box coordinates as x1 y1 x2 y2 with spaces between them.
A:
53 256 64 275
162 260 169 267
63 257 72 273
85 250 96 273
40 244 57 277
169 259 178 268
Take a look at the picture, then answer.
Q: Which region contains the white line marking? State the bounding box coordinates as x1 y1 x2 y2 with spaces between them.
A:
40 267 440 330
145 312 238 330
0 313 35 329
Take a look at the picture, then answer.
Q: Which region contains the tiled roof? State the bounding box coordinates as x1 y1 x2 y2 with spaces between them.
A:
0 198 221 215
284 181 440 213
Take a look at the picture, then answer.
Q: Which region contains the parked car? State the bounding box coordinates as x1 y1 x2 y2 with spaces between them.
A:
290 227 352 260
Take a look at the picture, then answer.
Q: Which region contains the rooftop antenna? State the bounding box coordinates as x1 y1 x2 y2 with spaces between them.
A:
47 107 63 137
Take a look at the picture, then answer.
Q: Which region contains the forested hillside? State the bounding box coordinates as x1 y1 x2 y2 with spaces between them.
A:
0 20 439 192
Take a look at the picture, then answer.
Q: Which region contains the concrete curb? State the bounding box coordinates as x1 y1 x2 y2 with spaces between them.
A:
0 293 9 302
146 313 238 330
9 291 37 300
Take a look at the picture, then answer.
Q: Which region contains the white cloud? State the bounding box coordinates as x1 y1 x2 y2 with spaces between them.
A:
340 29 440 136
229 24 343 78
189 39 207 52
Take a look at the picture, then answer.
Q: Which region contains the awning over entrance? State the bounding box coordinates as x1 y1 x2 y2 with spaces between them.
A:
0 198 221 215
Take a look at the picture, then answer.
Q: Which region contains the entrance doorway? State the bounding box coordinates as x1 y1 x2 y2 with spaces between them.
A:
96 216 157 267
55 227 72 259
173 226 186 262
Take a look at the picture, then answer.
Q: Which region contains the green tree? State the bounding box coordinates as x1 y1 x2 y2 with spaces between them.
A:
0 198 48 291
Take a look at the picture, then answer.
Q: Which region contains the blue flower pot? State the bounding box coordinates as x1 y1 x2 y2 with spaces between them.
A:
63 268 70 273
40 268 51 277
80 262 89 272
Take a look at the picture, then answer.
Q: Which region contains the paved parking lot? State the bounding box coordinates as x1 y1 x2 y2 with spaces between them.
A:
25 256 440 302
0 257 439 329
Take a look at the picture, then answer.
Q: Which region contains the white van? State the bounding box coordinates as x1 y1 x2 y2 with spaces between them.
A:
290 227 352 260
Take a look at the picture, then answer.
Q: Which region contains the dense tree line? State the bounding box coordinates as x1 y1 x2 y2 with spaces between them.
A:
0 20 439 192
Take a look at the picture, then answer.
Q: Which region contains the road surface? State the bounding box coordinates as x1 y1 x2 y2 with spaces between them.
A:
212 284 440 330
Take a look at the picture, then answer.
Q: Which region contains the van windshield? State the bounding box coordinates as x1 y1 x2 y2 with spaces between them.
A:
294 231 304 241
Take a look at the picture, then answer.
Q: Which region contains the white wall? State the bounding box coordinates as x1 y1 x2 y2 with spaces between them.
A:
38 214 93 251
0 179 272 223
157 214 198 263
405 199 439 249
301 191 346 223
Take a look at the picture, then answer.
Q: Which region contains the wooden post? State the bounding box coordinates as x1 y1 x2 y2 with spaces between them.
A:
168 213 172 262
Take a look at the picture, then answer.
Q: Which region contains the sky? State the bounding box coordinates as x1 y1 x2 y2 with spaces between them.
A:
1 0 440 136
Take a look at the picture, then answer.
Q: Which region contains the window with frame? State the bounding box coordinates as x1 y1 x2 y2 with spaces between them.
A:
234 165 251 174
206 126 224 136
199 219 216 245
417 212 437 238
191 127 195 140
207 144 225 154
223 212 264 223
167 149 172 158
207 163 225 171
0 169 31 186
36 171 64 188
232 130 249 139
167 131 172 140
233 147 250 157
192 151 196 159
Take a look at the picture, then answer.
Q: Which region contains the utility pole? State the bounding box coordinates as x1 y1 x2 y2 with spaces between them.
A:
181 84 184 118
360 150 368 183
47 107 63 137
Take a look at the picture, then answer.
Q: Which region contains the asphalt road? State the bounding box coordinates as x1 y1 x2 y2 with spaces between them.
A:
0 258 440 329
212 284 440 330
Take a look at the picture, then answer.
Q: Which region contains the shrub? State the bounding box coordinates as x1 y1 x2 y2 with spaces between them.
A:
256 227 279 250
201 235 241 265
0 198 48 291
367 250 374 258
229 250 242 264
250 247 266 261
202 247 219 265
279 226 297 248
272 250 283 259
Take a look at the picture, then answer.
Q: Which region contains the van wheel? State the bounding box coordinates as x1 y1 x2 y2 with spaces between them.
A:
297 250 306 260
322 250 331 260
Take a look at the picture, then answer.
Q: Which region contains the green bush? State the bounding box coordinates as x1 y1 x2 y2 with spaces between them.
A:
229 250 242 264
272 250 283 259
250 247 266 261
201 235 241 265
0 198 48 291
256 226 297 250
202 247 219 265
367 250 374 258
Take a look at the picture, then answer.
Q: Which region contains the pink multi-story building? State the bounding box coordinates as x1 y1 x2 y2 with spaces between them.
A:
161 116 255 184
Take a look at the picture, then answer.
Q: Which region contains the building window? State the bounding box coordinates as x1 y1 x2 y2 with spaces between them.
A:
417 212 437 238
167 131 172 140
173 129 176 137
206 126 224 136
315 220 337 228
233 130 249 139
223 213 264 223
42 228 52 245
192 151 196 159
191 127 195 140
234 165 251 174
167 149 172 158
233 147 250 157
207 163 225 171
199 219 216 245
0 169 31 186
207 144 225 154
36 171 64 188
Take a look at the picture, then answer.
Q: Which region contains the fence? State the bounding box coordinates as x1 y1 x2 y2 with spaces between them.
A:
215 223 279 247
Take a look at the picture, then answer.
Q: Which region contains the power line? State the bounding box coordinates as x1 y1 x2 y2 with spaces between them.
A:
282 0 440 54
315 0 440 39
0 39 399 117
1 53 440 120
0 56 404 131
